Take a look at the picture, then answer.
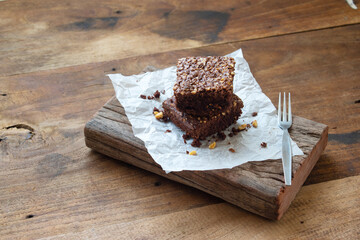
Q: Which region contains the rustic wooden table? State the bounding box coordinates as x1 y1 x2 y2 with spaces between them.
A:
1 0 359 239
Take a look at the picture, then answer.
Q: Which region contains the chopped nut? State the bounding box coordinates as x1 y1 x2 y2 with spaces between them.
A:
238 124 247 131
155 112 163 119
209 142 216 149
191 90 197 94
229 148 235 153
261 142 267 148
189 150 197 156
153 111 159 115
165 129 171 133
231 72 235 75
252 112 258 117
140 94 147 99
252 120 258 128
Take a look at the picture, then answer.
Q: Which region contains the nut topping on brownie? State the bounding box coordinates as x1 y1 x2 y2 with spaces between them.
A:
173 56 235 116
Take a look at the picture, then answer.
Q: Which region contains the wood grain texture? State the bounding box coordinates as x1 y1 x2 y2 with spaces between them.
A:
0 24 359 238
1 0 359 76
16 176 360 240
84 96 328 220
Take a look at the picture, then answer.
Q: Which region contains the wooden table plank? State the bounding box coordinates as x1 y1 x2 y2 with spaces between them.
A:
1 0 359 76
9 176 359 239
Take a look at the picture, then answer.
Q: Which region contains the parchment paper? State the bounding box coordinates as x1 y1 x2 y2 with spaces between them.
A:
108 49 303 173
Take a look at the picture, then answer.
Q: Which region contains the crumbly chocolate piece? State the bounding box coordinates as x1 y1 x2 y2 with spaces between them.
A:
232 127 241 135
165 129 172 133
140 94 147 99
153 90 160 98
261 142 267 148
252 112 258 117
174 56 235 116
191 139 202 148
217 132 226 141
162 94 243 139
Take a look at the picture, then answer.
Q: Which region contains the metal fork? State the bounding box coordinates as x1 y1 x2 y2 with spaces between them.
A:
278 92 292 186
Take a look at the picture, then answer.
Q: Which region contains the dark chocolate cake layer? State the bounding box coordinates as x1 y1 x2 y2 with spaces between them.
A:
163 94 243 139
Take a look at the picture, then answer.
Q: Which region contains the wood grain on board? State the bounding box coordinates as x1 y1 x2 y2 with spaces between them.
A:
84 96 329 220
0 21 359 238
1 0 359 76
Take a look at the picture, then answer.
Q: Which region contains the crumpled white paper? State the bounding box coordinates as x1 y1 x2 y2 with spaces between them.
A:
108 49 303 172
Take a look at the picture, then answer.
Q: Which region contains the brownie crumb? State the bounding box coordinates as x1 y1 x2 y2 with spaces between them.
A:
147 96 155 100
228 133 234 137
228 142 231 145
183 134 191 140
165 129 172 133
261 142 267 148
186 151 189 154
191 139 202 147
153 90 160 98
140 94 147 99
153 107 160 112
161 90 166 94
252 112 258 117
231 127 241 135
217 132 226 141
159 114 170 123
182 133 190 144
229 148 235 153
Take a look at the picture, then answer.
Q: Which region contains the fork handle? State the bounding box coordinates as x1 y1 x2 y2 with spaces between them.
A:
282 129 292 185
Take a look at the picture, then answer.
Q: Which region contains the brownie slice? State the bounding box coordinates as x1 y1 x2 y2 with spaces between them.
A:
162 94 243 140
173 56 235 116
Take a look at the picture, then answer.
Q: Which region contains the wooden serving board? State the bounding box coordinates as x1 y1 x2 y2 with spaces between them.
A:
84 96 328 220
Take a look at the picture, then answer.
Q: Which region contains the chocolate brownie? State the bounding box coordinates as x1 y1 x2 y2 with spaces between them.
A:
162 94 243 139
173 56 235 116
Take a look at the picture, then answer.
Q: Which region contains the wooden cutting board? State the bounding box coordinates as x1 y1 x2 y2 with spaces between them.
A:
84 96 328 220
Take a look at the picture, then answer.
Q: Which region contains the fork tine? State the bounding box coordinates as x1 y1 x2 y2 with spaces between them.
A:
283 92 286 122
288 93 292 123
278 92 281 123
